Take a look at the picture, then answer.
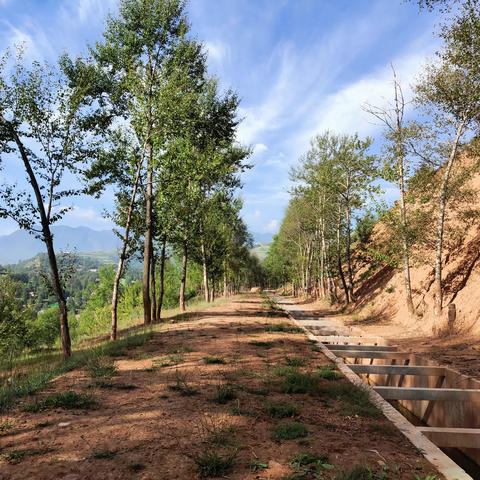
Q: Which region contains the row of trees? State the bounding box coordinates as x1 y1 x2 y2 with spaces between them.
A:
0 0 260 359
265 0 480 328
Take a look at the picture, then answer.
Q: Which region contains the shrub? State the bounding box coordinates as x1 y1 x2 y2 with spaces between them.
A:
168 371 198 396
272 421 308 440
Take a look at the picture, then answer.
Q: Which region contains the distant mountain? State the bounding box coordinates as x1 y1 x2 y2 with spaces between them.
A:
0 226 120 265
252 232 274 244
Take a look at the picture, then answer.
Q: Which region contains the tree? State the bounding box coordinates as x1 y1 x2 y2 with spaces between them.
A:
364 67 417 317
414 4 480 317
93 0 189 325
0 53 98 358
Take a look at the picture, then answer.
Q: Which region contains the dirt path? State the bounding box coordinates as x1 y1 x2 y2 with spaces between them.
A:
0 294 439 480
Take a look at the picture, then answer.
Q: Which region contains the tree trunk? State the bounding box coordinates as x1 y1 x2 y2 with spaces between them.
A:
11 130 71 358
223 261 228 297
200 234 209 302
336 208 349 304
156 237 167 320
345 206 355 301
143 140 153 325
179 242 188 312
110 156 143 340
151 252 157 323
434 121 465 316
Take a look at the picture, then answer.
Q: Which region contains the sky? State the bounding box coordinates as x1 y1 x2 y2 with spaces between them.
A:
0 0 442 239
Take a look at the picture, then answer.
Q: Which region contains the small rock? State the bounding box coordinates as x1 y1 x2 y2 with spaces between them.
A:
58 422 71 427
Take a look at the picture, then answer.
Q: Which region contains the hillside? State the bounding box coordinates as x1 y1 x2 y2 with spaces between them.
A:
353 160 480 337
0 226 120 265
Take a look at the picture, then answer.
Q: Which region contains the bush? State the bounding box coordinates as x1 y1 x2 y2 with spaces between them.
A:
30 307 60 349
264 401 299 418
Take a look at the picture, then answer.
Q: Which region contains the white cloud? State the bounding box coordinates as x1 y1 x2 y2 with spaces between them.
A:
204 39 229 63
65 206 111 225
60 0 117 28
253 143 268 154
264 219 279 233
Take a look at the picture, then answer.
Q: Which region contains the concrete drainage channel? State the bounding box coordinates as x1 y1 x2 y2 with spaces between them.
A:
274 297 480 480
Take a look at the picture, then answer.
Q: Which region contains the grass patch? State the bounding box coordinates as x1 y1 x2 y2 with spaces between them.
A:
203 356 226 365
128 463 146 472
1 448 51 464
334 464 387 480
90 448 117 460
87 355 117 378
214 383 236 404
23 391 97 412
194 449 236 478
272 421 308 440
168 371 198 396
264 401 299 418
245 386 269 396
0 330 152 413
317 364 342 381
265 323 302 334
279 370 321 395
249 340 276 349
285 356 306 367
198 416 237 447
153 353 184 368
323 383 381 418
92 380 137 390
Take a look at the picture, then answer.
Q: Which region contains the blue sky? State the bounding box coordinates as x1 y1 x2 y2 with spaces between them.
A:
0 0 441 238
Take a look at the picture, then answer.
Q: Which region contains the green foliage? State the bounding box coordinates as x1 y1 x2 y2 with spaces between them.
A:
324 383 381 418
272 421 308 440
31 307 60 349
316 365 342 381
285 356 306 367
24 391 97 412
279 371 321 395
334 465 387 480
203 356 226 365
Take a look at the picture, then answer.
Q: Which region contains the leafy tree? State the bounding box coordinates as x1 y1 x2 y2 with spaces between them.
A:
0 52 99 358
414 4 480 316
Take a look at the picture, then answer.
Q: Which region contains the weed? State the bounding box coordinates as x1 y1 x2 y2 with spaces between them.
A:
193 448 236 478
87 355 117 379
203 356 226 365
414 476 438 480
250 340 276 349
153 353 184 368
265 323 302 334
285 357 306 367
24 391 97 412
334 464 387 480
245 386 269 396
288 452 334 478
323 383 381 418
197 415 237 446
264 401 299 418
90 448 117 459
273 366 299 377
1 448 50 464
214 383 236 404
250 459 268 471
279 371 321 395
0 420 13 432
317 364 342 381
272 421 308 440
168 370 197 396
